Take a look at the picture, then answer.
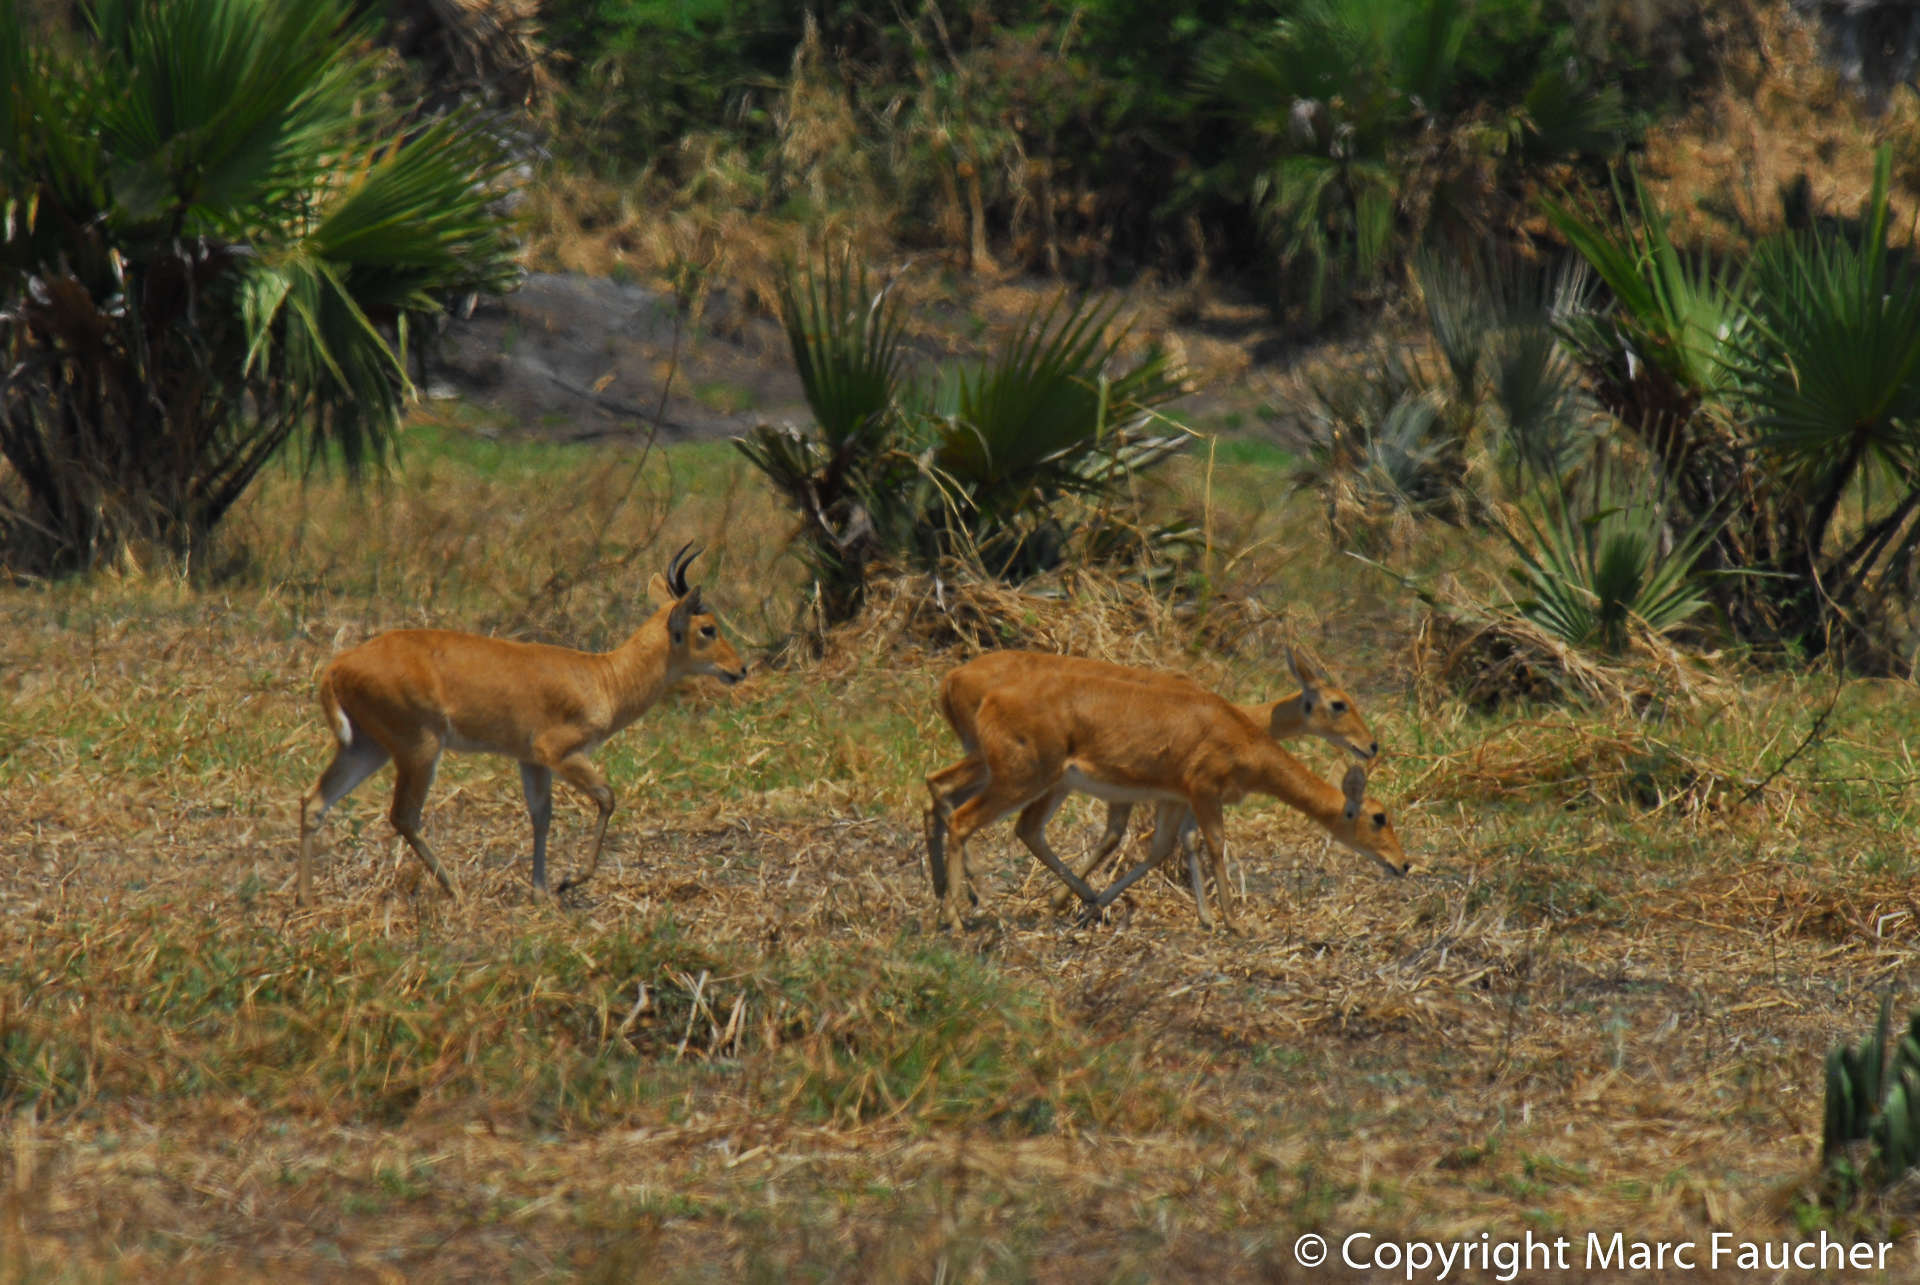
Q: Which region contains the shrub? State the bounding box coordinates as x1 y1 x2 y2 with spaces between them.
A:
0 0 520 576
1498 466 1718 656
734 256 1188 626
1295 249 1595 544
1551 148 1920 669
1196 0 1629 322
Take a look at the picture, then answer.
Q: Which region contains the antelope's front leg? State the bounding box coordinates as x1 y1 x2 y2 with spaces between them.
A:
520 762 555 892
1190 801 1242 935
550 751 615 894
1014 787 1102 907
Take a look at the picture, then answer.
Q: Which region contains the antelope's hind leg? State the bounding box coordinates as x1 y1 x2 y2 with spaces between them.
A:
297 737 390 905
924 757 987 901
386 736 461 900
942 777 1047 931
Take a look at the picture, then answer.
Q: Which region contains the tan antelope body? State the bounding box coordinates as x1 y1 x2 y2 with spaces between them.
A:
297 544 747 904
925 649 1378 918
928 662 1407 933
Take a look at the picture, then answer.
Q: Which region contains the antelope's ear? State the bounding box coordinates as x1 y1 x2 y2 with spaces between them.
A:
648 573 674 608
1341 763 1368 821
1288 646 1324 695
668 594 692 647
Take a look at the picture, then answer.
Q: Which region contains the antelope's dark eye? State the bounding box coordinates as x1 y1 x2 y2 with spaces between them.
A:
1331 701 1347 714
700 625 717 639
1372 811 1387 827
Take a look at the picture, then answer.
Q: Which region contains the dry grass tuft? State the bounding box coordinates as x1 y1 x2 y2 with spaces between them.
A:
1413 715 1748 817
816 567 1196 667
1412 595 1731 718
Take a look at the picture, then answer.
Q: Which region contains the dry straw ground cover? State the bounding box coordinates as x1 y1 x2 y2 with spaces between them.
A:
5 415 1920 1280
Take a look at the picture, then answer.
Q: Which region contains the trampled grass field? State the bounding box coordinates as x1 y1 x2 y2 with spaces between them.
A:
5 412 1920 1281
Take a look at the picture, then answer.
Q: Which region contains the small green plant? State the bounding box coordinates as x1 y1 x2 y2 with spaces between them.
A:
1297 252 1594 544
1499 467 1718 656
1823 996 1920 1202
1294 347 1466 541
1416 250 1596 488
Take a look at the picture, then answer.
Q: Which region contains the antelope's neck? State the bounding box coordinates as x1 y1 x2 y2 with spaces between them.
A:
1255 691 1304 736
602 616 676 723
1244 740 1345 829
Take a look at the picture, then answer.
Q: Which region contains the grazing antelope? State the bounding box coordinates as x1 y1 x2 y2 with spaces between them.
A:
296 543 747 905
1089 763 1398 929
928 667 1408 933
923 649 1378 911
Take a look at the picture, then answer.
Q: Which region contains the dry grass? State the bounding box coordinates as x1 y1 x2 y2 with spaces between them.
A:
5 414 1920 1280
1641 1 1920 245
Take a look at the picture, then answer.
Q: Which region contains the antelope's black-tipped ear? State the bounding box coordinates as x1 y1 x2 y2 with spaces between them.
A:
1341 763 1367 821
667 593 692 646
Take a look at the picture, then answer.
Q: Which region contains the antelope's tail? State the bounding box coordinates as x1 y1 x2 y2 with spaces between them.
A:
319 674 354 747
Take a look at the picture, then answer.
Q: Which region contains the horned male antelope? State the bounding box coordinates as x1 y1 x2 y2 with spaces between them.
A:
930 668 1408 933
296 543 747 904
924 649 1378 912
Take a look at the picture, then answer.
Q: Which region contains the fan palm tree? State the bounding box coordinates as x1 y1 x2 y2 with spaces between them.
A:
1553 148 1920 662
1731 151 1920 649
1500 466 1718 656
0 0 521 575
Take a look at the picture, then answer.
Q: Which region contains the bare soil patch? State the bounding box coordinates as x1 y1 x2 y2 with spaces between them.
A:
427 273 808 443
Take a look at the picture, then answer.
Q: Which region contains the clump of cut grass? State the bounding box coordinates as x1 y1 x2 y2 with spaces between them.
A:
1410 600 1720 716
1412 715 1748 817
820 567 1192 665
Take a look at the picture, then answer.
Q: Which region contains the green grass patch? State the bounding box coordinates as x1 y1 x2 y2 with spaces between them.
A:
0 911 1177 1138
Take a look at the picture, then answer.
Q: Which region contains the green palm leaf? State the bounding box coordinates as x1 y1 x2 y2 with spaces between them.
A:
933 292 1185 518
1501 465 1719 654
776 254 909 455
1735 153 1920 497
1544 172 1747 403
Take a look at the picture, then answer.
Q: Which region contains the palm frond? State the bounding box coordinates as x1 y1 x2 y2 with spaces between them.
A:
776 253 909 454
935 292 1186 507
0 0 521 572
1736 154 1920 492
1501 466 1719 655
1544 171 1747 401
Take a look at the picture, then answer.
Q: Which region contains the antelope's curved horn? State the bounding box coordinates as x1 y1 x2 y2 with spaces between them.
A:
666 542 700 597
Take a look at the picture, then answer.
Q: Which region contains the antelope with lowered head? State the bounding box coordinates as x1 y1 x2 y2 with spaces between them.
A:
297 543 747 904
928 662 1408 933
922 648 1378 912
